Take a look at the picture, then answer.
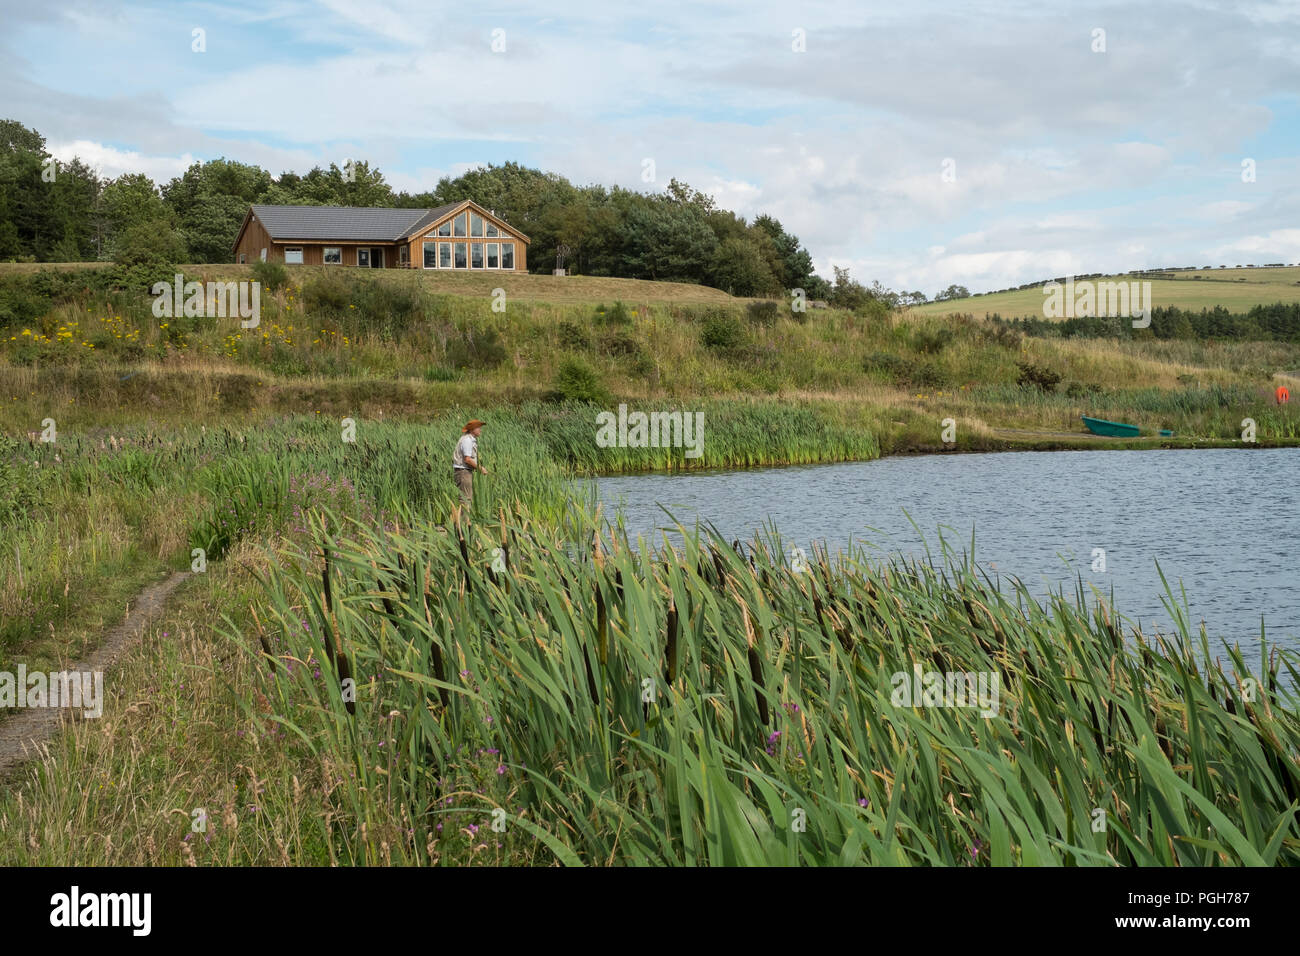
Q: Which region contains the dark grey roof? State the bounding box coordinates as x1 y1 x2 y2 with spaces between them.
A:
250 203 462 241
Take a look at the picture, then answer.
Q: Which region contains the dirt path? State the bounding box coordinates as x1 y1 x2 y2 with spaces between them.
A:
0 570 191 778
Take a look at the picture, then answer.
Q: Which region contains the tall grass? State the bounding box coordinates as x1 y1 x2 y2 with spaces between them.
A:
0 413 582 670
518 400 880 474
240 504 1300 865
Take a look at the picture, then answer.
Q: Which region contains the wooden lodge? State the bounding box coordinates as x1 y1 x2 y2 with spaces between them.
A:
232 200 530 271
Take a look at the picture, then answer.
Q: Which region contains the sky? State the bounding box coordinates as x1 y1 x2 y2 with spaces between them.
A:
2 0 1298 295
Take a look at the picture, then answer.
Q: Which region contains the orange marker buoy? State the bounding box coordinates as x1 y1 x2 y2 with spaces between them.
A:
1277 385 1291 404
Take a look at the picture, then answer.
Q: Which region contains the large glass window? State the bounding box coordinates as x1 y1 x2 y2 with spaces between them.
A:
453 213 467 237
357 248 370 267
439 243 451 268
486 243 499 268
501 243 514 270
470 213 483 237
454 242 467 268
471 243 484 269
437 220 451 237
423 241 437 268
324 247 342 265
284 247 303 264
485 221 499 238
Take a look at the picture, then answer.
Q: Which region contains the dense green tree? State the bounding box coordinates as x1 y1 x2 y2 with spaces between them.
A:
111 217 188 291
710 236 779 296
100 173 167 257
162 158 273 261
266 161 393 207
0 120 46 154
753 214 815 290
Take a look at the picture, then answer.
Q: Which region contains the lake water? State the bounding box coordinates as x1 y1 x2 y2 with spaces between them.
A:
595 448 1300 656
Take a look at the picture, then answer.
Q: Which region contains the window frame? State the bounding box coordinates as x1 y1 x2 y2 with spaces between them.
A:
454 242 467 268
423 240 438 269
437 219 451 237
500 242 514 270
439 242 451 269
486 242 499 269
453 213 467 237
284 247 303 265
323 246 343 265
485 221 499 238
471 242 484 269
357 248 370 267
470 213 483 237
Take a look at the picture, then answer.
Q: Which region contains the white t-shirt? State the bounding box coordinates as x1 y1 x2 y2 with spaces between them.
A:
453 433 478 470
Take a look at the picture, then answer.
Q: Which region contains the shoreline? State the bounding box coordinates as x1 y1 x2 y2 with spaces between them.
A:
572 428 1300 479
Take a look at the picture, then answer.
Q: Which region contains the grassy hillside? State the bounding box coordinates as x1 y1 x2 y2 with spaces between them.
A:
2 266 1298 449
0 261 742 306
911 266 1300 319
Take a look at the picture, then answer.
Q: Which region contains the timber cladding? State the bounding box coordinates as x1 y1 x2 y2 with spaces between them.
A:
231 200 529 271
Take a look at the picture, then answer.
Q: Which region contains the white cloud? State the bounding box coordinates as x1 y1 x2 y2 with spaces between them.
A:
47 140 197 182
1206 229 1300 261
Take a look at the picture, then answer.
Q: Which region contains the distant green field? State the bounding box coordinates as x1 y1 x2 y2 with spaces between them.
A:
0 261 740 306
909 266 1300 319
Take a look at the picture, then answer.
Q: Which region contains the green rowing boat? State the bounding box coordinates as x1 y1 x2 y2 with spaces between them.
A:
1081 415 1140 437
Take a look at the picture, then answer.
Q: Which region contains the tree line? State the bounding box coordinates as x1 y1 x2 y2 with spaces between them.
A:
0 117 926 306
987 303 1300 342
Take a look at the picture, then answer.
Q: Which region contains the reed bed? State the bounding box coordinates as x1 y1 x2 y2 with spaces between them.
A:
517 400 880 474
240 504 1300 866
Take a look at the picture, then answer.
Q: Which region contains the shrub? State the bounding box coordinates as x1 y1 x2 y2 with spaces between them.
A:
863 351 948 388
423 365 456 382
548 357 610 404
911 327 953 354
556 320 590 350
445 325 506 369
250 259 290 293
980 323 1023 350
599 330 641 358
1017 361 1062 392
355 279 423 336
0 276 51 330
746 300 780 325
301 274 352 315
110 219 187 293
700 311 745 351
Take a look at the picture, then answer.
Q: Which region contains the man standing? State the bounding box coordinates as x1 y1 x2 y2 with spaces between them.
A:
453 419 488 512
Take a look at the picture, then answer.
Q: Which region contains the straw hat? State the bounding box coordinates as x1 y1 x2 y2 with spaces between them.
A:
462 419 486 433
